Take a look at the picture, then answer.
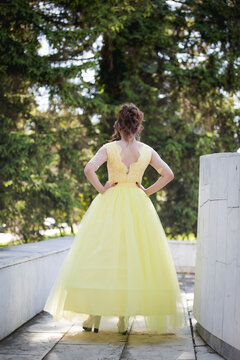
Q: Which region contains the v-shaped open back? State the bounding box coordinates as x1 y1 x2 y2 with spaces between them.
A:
103 141 152 185
115 142 145 174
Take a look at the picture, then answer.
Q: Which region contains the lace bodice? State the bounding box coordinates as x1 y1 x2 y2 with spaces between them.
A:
87 140 164 185
103 141 152 185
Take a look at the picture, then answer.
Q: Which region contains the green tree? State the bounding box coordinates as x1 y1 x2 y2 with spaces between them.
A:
0 0 239 242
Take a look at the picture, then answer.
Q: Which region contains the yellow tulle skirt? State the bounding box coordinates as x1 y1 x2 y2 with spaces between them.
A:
43 182 188 334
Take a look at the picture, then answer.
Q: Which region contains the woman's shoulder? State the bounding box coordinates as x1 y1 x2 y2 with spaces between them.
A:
140 141 149 147
102 141 116 148
139 141 153 152
101 141 117 155
102 140 152 151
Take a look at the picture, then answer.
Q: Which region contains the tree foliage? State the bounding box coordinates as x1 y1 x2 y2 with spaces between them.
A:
0 0 239 242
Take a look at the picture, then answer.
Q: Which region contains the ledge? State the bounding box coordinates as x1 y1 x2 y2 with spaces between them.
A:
0 237 196 272
0 237 73 270
0 236 196 340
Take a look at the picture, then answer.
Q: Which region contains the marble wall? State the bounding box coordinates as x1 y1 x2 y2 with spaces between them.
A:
193 152 240 357
0 238 73 340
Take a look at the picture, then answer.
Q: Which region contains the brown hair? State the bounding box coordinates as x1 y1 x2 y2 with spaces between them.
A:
109 103 144 142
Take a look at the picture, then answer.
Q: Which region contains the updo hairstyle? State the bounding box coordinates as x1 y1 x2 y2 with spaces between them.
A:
110 103 144 142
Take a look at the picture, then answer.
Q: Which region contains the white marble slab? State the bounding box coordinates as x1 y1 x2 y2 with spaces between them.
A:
193 152 240 353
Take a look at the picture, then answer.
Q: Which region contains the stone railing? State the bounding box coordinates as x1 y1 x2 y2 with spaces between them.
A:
0 237 72 340
193 152 240 360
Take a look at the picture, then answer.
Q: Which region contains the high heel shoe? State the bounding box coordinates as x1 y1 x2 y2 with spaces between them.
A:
117 316 129 335
82 315 101 333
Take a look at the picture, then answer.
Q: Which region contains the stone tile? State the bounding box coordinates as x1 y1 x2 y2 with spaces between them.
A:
127 333 193 347
13 311 73 334
122 333 195 360
130 315 189 337
60 326 126 345
195 345 225 359
0 332 62 357
44 343 124 360
192 319 225 358
122 346 195 360
192 320 206 346
177 324 192 338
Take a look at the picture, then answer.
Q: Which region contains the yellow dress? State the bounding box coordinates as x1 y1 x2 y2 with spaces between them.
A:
43 141 188 334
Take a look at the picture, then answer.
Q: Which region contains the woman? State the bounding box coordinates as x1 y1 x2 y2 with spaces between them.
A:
43 103 188 335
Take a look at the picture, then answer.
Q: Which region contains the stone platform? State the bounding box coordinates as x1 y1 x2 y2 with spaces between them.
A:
0 274 224 360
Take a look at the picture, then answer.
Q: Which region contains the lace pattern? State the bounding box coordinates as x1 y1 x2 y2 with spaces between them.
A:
87 142 161 181
104 141 152 184
87 146 107 171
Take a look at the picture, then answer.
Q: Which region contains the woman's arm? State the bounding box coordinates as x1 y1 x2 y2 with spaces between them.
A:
145 148 174 197
84 145 108 194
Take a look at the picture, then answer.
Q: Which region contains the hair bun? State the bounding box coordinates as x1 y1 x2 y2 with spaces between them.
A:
109 103 144 142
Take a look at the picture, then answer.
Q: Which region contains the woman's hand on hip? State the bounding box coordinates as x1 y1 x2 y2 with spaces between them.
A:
102 181 118 194
136 182 149 196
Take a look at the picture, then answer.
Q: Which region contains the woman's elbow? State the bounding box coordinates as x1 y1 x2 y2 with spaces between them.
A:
84 164 93 176
161 170 174 181
168 171 174 180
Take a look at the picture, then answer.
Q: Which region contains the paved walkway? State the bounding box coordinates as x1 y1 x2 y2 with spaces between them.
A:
0 274 224 360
